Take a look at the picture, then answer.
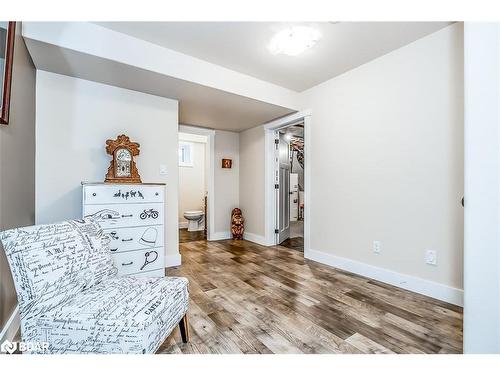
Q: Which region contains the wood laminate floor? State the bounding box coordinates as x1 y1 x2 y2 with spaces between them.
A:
158 239 463 354
179 229 206 243
279 237 304 252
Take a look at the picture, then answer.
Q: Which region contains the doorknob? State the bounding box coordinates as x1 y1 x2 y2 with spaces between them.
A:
461 197 464 207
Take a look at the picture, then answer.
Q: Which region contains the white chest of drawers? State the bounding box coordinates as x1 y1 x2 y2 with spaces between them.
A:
82 182 166 277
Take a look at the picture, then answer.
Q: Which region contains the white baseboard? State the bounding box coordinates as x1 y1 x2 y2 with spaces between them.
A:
0 305 20 343
243 232 270 246
209 231 231 241
305 248 464 307
165 253 182 267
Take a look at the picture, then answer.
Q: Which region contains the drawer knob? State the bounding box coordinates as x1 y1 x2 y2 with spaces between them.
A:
121 261 133 266
122 238 133 242
110 248 118 252
92 193 96 196
155 192 159 196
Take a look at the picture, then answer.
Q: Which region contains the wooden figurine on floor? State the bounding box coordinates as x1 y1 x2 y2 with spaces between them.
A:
231 208 244 240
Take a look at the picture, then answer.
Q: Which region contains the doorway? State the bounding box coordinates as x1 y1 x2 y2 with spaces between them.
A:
276 124 305 250
264 110 311 252
178 125 215 243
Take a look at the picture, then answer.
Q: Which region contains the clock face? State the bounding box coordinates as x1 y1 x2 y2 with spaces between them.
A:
115 148 132 177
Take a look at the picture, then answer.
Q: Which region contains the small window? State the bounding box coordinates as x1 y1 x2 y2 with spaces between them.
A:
179 142 193 167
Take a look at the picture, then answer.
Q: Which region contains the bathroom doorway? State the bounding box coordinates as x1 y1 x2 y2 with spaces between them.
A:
276 123 305 251
178 125 215 243
264 110 310 252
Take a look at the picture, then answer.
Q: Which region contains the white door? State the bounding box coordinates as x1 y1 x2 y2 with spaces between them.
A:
290 173 299 221
277 133 290 243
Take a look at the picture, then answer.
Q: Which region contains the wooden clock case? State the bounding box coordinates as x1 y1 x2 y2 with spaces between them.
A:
104 134 142 183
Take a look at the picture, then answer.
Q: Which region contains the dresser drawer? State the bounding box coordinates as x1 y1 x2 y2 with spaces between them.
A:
84 184 164 204
112 248 165 276
84 203 164 229
104 225 164 253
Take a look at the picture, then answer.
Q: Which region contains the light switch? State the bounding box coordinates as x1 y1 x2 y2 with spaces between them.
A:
159 165 168 176
425 250 437 266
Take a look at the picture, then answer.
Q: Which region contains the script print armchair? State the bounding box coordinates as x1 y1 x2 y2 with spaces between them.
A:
0 217 189 354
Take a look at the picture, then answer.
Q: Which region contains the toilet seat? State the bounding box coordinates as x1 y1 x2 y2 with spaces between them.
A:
184 210 203 215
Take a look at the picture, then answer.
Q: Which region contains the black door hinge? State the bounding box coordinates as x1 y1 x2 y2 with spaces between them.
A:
275 184 279 189
275 229 279 234
274 139 279 144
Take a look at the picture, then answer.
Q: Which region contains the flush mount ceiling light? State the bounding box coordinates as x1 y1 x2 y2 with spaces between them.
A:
268 26 321 56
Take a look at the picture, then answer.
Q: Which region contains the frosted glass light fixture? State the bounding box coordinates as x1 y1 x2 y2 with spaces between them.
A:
268 26 321 56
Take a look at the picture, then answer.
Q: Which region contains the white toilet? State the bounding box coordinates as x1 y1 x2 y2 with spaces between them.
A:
183 210 204 231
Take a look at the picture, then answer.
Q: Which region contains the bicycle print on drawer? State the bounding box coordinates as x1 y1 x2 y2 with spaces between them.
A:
83 203 164 229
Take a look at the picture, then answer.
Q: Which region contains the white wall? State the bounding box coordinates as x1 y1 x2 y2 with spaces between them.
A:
178 138 206 229
214 130 239 236
299 23 464 304
239 125 266 242
463 23 500 354
35 71 180 265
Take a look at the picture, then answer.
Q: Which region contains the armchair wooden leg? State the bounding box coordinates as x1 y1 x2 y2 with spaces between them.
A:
179 314 190 343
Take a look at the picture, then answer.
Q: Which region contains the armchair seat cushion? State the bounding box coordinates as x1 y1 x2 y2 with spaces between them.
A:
33 276 189 354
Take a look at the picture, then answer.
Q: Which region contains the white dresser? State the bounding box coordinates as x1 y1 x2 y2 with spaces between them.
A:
82 182 166 277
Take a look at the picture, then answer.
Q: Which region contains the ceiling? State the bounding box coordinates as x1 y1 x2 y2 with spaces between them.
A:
96 22 452 92
24 39 294 131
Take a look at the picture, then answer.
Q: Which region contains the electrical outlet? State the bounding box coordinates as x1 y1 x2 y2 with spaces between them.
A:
373 241 381 254
425 250 437 266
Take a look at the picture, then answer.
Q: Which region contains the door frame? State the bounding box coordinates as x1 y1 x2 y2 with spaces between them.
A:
264 110 311 249
277 131 291 243
178 124 216 241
